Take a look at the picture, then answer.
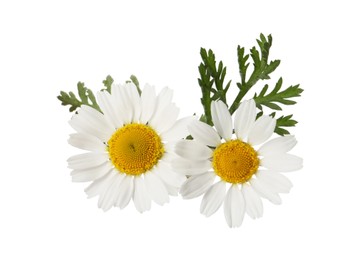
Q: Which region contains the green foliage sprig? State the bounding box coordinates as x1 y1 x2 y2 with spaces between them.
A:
198 33 303 135
102 75 114 93
57 75 140 113
274 114 298 136
57 82 101 113
198 49 231 125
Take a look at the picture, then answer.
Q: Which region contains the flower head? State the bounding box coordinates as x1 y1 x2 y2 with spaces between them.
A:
68 82 193 212
174 99 303 227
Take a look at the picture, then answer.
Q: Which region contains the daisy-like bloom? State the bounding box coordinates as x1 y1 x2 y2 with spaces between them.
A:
174 99 303 227
67 82 192 212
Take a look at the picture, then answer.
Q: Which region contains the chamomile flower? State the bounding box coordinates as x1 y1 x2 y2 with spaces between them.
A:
174 99 303 227
68 82 192 212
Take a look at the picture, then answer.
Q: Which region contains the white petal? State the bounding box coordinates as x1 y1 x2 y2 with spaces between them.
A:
110 83 120 97
96 90 124 129
180 172 215 199
98 173 125 211
114 175 134 209
242 184 263 219
71 161 112 182
258 135 297 157
153 167 180 196
171 158 211 175
151 103 179 133
144 173 169 205
250 178 282 205
164 185 179 196
112 84 133 124
234 99 256 141
161 116 197 142
256 170 293 193
211 101 233 141
224 185 245 228
85 170 116 198
110 84 131 124
69 105 114 141
133 177 151 213
122 84 136 123
261 154 303 172
79 105 114 130
159 152 177 163
126 83 141 122
163 142 176 154
175 140 212 161
68 133 106 152
140 84 157 124
67 152 108 170
154 161 186 187
149 87 174 126
248 115 276 146
200 181 226 217
156 87 173 109
188 120 221 147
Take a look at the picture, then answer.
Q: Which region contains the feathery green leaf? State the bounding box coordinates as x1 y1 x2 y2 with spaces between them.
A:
254 78 303 111
102 75 114 93
57 82 101 113
197 33 302 135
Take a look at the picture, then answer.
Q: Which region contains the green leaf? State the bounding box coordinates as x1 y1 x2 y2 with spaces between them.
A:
275 114 298 136
58 75 143 113
196 33 303 135
198 47 231 125
58 81 101 113
229 34 281 114
250 47 261 69
130 75 141 95
77 82 88 103
237 46 249 84
102 75 114 93
57 91 80 112
254 77 303 111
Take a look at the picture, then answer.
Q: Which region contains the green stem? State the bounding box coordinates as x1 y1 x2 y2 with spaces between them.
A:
229 88 247 114
202 92 213 126
229 71 265 114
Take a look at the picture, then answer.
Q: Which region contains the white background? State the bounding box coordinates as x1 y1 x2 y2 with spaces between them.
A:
1 0 354 259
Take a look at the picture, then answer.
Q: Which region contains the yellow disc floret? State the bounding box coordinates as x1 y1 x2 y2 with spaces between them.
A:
212 140 259 184
108 123 164 175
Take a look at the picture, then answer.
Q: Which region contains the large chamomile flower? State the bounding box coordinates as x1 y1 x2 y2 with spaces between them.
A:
174 99 302 227
68 83 191 212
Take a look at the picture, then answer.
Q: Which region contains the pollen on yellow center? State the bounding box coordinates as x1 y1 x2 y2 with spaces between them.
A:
108 123 164 176
212 140 259 184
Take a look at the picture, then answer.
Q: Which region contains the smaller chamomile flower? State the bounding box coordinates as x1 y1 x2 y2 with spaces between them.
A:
173 99 303 227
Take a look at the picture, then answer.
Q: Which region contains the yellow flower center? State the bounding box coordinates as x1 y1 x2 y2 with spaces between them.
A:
108 123 164 175
212 140 259 184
